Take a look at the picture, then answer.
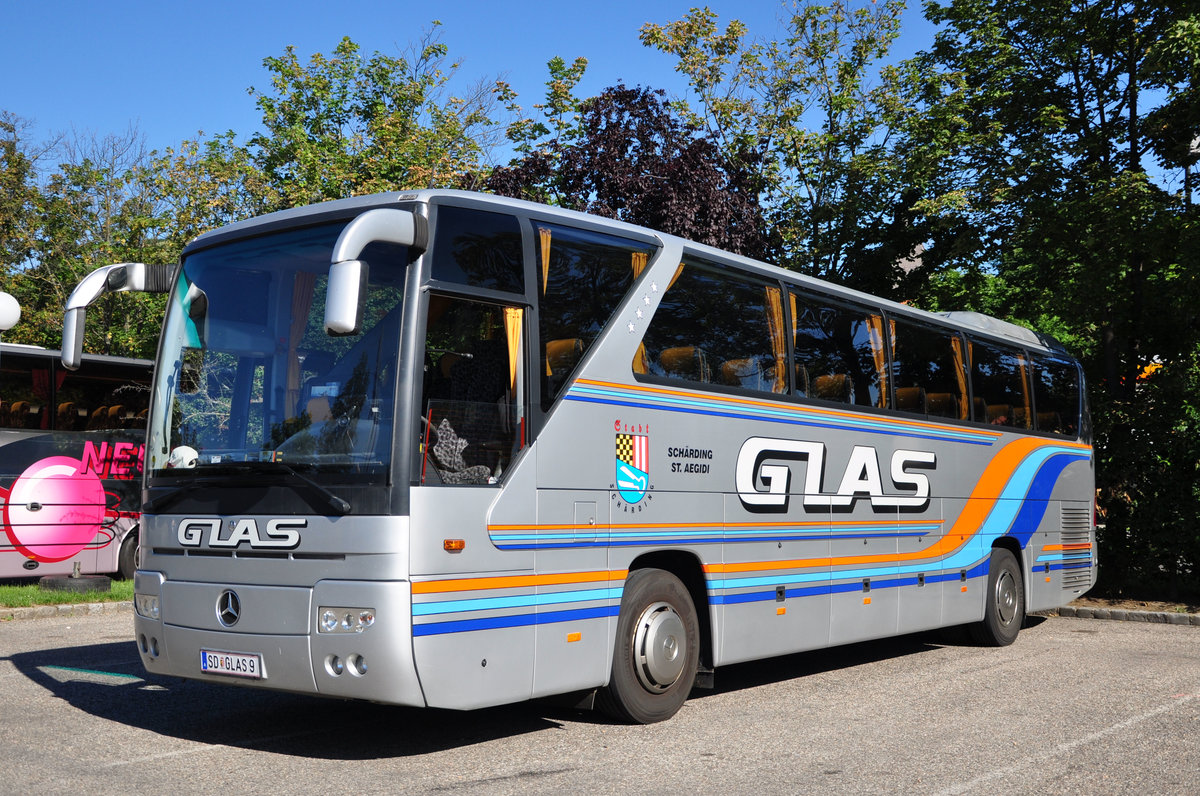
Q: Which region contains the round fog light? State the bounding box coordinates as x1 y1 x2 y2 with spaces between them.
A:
351 655 368 676
327 655 344 676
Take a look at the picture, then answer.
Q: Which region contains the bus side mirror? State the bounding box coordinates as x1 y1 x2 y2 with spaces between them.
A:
326 208 426 336
62 262 175 370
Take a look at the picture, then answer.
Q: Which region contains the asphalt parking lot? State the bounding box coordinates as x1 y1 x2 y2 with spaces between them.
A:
2 608 1197 795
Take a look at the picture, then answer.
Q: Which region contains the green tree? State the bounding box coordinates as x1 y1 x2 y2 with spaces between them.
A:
921 0 1200 599
248 32 510 208
0 113 43 273
640 1 955 295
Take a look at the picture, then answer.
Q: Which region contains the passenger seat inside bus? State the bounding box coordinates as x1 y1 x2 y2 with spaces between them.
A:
719 357 764 391
812 373 851 403
658 346 711 383
895 386 927 413
926 392 960 418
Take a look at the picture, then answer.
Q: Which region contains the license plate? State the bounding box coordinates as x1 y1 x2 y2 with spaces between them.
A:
200 648 264 679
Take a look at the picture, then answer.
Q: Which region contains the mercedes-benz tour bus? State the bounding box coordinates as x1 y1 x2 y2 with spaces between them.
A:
63 191 1094 723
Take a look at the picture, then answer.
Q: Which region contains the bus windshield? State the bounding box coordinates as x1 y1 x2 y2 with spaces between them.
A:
146 222 408 488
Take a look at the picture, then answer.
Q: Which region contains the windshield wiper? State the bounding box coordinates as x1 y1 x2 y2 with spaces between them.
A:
144 463 351 516
263 461 351 515
142 475 238 514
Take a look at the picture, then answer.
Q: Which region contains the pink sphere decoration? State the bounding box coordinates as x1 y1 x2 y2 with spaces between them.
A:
3 456 106 562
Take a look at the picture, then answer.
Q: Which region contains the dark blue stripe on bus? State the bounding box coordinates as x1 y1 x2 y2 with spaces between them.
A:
1005 452 1089 548
492 530 932 551
709 561 991 605
412 605 619 637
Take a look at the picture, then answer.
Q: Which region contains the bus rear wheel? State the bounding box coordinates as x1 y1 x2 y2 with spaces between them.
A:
598 568 699 724
970 548 1024 646
117 530 138 581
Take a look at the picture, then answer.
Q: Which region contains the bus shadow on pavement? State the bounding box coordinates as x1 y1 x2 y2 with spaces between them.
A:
684 614 1050 700
6 640 567 758
7 616 1049 749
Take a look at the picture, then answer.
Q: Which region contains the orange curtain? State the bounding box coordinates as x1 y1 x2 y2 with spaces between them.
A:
631 251 648 279
668 262 685 290
765 286 787 393
632 251 651 373
951 336 971 419
866 315 890 407
504 307 523 391
539 227 552 294
1017 355 1032 427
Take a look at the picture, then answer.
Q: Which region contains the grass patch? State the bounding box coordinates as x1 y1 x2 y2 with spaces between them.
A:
0 578 133 608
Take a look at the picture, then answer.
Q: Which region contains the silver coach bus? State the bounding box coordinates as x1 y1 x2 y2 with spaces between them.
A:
63 191 1094 723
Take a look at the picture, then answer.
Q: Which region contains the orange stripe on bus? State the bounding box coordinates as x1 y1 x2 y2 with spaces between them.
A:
574 378 1005 440
412 569 629 595
707 437 1085 576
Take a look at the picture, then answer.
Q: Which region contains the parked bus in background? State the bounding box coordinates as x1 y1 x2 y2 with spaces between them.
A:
64 191 1094 723
0 343 151 580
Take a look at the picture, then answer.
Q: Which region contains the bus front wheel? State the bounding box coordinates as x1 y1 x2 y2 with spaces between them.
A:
598 568 699 724
970 548 1024 646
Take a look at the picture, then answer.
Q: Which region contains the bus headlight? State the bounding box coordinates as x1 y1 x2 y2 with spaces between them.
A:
318 606 375 633
134 593 160 620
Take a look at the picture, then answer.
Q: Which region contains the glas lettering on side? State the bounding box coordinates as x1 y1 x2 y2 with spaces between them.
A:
177 518 305 549
735 437 936 511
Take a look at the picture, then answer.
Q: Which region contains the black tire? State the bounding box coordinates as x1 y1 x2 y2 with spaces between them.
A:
970 548 1024 646
597 568 699 724
117 529 139 581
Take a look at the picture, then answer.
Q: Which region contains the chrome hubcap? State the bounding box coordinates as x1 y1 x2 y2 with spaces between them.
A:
995 569 1017 626
633 601 686 693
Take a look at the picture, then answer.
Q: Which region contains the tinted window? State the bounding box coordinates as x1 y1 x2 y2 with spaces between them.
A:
1031 354 1080 436
969 339 1032 428
430 205 524 294
640 260 786 395
538 223 654 409
889 319 968 419
792 292 885 407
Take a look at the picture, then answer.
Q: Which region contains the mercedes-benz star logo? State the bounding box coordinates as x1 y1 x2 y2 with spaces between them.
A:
217 590 241 627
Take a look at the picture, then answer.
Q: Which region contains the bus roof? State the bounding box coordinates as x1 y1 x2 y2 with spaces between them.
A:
1 341 153 368
183 189 1071 356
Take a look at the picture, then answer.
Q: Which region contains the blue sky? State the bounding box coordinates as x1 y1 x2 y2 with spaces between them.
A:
3 0 936 159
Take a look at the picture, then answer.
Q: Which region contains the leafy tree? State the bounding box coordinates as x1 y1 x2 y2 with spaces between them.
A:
640 1 954 295
489 82 768 257
0 113 43 273
920 0 1200 599
248 31 510 208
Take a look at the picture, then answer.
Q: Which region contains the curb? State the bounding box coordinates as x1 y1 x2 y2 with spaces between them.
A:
1040 606 1200 627
1 601 133 622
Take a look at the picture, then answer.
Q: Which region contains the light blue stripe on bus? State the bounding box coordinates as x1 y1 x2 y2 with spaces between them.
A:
412 605 620 637
412 587 623 617
975 446 1090 539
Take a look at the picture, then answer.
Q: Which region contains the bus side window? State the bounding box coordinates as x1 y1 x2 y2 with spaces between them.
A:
429 205 524 294
639 259 786 395
968 338 1032 428
1031 354 1081 436
537 223 655 411
420 296 526 485
889 319 969 420
791 291 885 408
